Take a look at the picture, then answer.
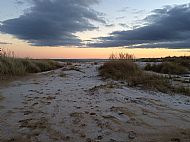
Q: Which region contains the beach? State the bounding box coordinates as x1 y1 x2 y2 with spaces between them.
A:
0 62 190 142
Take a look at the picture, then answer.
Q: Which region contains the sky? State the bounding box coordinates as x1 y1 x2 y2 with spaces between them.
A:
0 0 190 59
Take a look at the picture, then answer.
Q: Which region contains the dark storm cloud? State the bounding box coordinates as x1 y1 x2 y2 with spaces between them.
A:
90 3 190 49
0 0 105 46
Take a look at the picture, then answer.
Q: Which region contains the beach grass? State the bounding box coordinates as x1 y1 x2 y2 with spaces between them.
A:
99 53 190 96
0 48 62 79
144 62 189 75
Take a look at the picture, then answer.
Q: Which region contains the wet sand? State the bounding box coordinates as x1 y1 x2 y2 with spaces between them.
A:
0 63 190 142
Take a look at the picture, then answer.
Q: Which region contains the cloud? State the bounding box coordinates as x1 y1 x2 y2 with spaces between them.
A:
105 24 115 27
119 23 129 28
90 3 190 49
15 0 25 5
117 7 130 13
131 9 146 14
0 0 105 46
116 16 126 20
118 7 146 15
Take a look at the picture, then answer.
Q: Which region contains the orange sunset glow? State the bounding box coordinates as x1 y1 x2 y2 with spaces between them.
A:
1 35 190 59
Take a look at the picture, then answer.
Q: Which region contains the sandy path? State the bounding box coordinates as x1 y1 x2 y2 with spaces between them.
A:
0 63 190 142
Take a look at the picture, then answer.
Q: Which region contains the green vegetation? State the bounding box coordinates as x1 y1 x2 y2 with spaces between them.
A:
99 53 190 96
0 48 62 79
144 62 189 75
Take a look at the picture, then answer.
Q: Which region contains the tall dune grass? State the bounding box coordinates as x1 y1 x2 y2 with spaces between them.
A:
109 52 135 60
0 48 62 79
99 53 190 96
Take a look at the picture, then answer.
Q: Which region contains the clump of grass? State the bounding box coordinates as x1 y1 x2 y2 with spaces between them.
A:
144 62 189 75
99 53 190 96
59 72 66 78
139 56 190 68
100 52 139 80
99 60 140 80
0 92 5 101
66 62 72 65
99 60 170 93
109 52 135 60
0 96 4 101
173 86 190 95
94 62 98 65
164 56 190 70
127 73 175 93
0 48 62 79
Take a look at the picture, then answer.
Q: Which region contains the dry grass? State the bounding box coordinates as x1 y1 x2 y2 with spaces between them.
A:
127 73 172 92
99 53 190 96
0 94 4 101
144 62 189 75
59 72 66 78
0 48 62 79
109 52 135 60
99 60 141 80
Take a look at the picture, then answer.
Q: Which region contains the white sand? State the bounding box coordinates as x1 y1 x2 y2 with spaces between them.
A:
0 63 190 142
